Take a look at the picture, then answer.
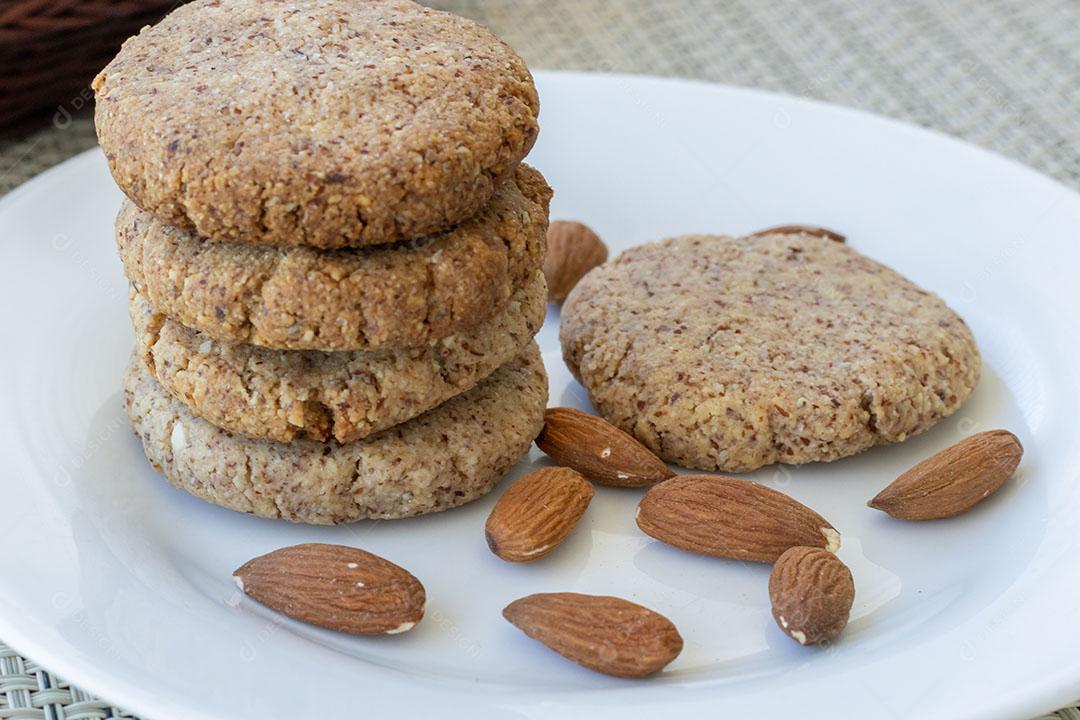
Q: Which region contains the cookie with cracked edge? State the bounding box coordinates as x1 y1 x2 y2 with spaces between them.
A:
93 0 539 249
117 165 550 352
124 342 548 524
129 271 546 443
560 233 981 472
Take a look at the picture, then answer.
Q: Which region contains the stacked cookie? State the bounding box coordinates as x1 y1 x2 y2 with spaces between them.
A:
93 0 550 523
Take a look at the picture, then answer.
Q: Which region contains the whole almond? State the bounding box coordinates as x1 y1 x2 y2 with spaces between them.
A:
544 220 608 302
749 224 845 242
637 475 839 562
869 429 1023 520
503 592 682 678
769 546 854 645
535 407 674 487
233 543 425 635
486 467 595 562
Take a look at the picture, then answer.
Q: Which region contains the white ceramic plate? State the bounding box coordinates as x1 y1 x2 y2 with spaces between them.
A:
2 71 1079 720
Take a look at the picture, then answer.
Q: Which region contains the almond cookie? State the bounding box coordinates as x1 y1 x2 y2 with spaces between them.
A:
117 165 550 352
93 0 539 249
130 271 546 443
561 233 981 472
124 342 548 523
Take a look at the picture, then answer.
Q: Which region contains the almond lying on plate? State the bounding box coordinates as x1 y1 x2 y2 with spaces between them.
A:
748 224 846 242
769 546 855 646
543 220 608 302
503 592 683 678
869 429 1023 520
636 474 840 562
485 467 594 562
233 543 425 635
535 407 674 487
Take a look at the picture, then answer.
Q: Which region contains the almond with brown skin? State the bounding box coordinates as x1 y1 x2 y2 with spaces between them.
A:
486 467 595 562
869 429 1023 520
749 224 845 242
233 543 425 635
503 592 683 678
535 407 674 487
637 475 840 562
769 546 854 645
544 220 608 302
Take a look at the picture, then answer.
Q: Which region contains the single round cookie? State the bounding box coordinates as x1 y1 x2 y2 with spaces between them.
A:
561 233 981 472
117 165 550 351
124 342 548 523
130 271 546 443
93 0 539 249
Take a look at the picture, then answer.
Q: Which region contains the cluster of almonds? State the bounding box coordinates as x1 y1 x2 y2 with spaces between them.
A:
484 410 1018 672
232 405 1022 678
230 220 1023 679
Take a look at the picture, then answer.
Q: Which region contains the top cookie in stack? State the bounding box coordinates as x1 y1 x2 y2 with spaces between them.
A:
93 0 552 524
94 0 540 250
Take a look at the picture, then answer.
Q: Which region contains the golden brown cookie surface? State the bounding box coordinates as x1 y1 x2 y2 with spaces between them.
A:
117 165 550 351
124 342 548 524
130 272 546 443
560 233 981 472
94 0 539 248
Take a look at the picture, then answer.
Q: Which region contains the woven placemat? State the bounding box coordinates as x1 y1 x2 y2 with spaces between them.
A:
2 1 1078 717
0 643 134 719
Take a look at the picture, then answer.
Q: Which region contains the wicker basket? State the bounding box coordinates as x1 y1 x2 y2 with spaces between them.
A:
0 0 178 136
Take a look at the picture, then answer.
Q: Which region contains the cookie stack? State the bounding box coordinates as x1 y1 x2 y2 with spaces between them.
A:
93 0 550 523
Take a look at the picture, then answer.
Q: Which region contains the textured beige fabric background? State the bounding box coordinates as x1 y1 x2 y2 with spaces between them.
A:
2 0 1078 194
1 1 1078 718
